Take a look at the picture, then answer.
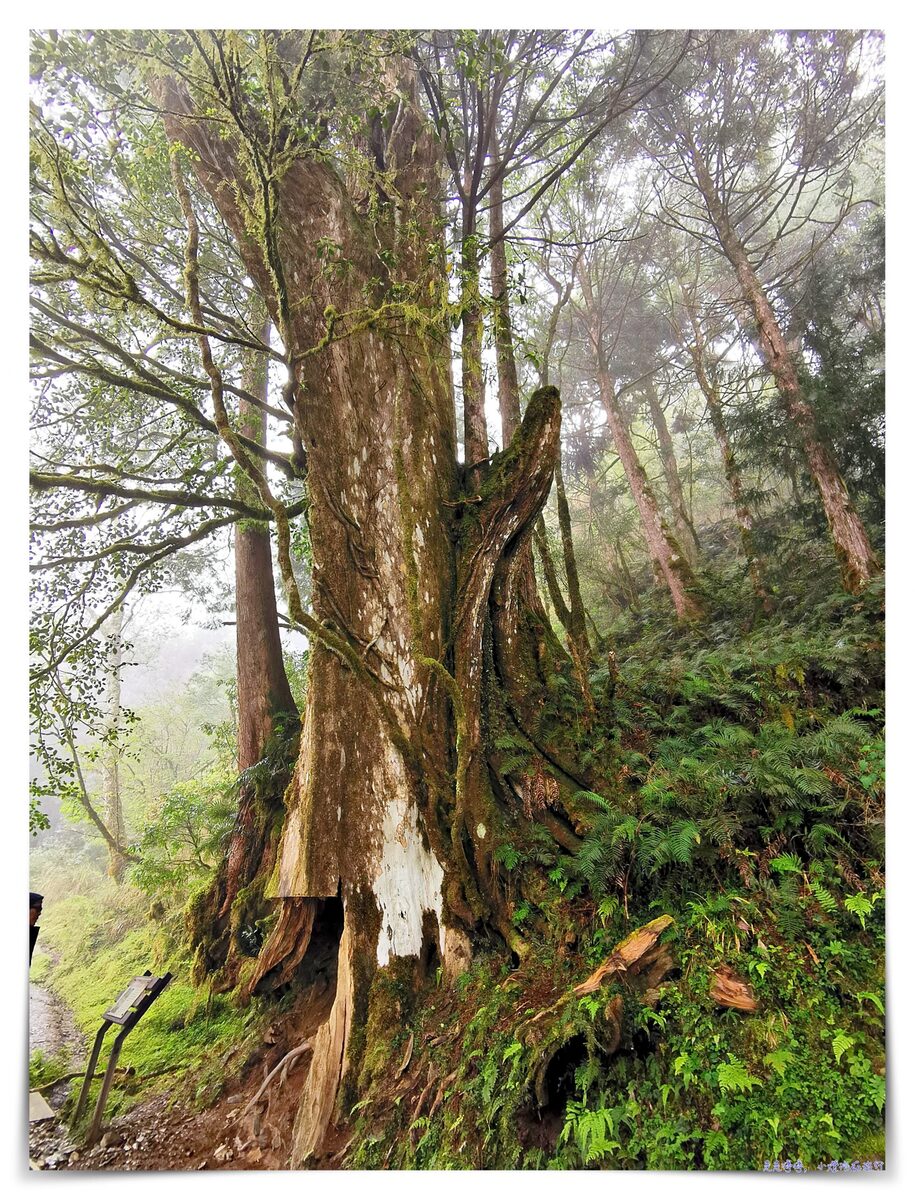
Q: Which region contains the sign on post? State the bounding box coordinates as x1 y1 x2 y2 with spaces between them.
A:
73 970 172 1145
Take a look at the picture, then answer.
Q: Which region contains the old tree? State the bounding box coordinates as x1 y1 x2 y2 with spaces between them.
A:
30 29 883 1164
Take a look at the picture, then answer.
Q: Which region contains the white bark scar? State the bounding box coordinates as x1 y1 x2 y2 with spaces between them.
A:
372 747 444 966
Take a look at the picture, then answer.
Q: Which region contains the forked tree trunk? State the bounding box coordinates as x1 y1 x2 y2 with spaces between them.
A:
685 135 879 593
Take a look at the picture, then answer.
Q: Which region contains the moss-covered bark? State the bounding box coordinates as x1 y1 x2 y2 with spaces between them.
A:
156 53 603 1162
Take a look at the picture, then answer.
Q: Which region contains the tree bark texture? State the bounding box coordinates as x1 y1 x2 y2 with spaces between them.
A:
686 135 879 593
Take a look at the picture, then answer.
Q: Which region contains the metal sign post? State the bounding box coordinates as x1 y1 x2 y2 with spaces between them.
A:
73 970 172 1145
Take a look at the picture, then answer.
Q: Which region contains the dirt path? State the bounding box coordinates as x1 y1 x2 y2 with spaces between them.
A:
28 973 89 1171
29 980 86 1069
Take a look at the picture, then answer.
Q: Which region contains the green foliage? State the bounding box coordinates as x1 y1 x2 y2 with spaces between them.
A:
541 894 885 1170
717 1058 762 1094
346 558 884 1172
571 576 884 914
29 1047 72 1091
129 768 235 894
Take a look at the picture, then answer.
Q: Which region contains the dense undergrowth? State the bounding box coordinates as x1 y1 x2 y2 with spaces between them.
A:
344 554 885 1170
30 547 885 1168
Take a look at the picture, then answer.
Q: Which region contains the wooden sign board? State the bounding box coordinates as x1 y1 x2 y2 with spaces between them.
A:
102 975 161 1025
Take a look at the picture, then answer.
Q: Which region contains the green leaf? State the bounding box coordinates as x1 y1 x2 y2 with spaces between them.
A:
844 893 874 927
770 853 803 875
856 991 885 1014
763 1048 795 1078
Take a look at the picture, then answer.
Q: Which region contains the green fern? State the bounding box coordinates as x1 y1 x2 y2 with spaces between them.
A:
717 1059 762 1093
809 880 838 912
831 1031 854 1064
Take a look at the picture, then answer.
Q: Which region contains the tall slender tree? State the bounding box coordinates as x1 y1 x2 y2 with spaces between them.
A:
643 30 882 591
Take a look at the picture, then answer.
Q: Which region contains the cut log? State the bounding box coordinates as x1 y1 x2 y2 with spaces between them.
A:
710 966 758 1012
573 914 675 996
525 916 676 1110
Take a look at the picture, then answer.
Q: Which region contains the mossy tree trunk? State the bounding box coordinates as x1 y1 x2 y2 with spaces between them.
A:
156 56 586 1163
188 312 300 986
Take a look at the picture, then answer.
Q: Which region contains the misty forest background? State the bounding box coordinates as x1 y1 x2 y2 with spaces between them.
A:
29 28 884 1171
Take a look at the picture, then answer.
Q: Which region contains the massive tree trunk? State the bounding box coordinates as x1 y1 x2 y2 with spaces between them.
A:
685 135 879 593
645 382 700 566
156 64 569 1163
